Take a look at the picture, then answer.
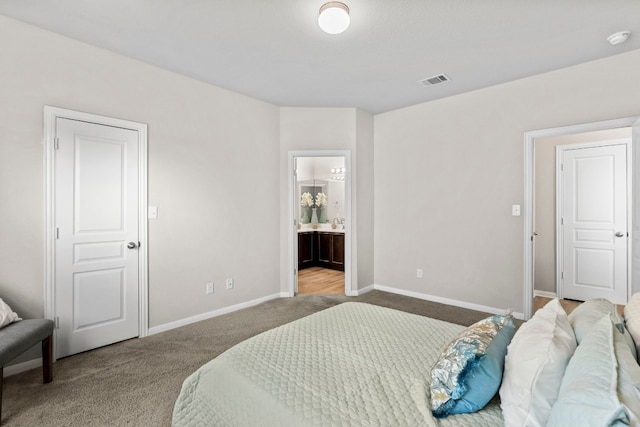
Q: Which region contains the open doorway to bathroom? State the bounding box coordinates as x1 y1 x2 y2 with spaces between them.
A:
289 152 351 296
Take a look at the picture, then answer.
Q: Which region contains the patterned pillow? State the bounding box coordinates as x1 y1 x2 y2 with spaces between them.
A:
430 314 515 418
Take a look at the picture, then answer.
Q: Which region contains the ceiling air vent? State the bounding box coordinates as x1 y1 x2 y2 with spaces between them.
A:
419 74 450 87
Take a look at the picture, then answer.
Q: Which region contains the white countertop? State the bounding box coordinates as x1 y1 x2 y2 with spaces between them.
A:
298 224 345 233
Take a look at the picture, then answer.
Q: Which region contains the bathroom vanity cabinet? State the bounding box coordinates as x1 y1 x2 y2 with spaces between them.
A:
298 231 315 270
298 230 344 272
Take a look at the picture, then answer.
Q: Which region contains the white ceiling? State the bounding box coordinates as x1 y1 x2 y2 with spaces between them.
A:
2 1 640 114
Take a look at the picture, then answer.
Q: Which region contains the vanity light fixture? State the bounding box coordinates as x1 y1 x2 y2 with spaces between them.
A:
607 30 631 45
331 167 346 180
318 2 350 35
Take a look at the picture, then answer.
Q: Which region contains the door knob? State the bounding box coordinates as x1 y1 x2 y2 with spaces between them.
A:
615 232 625 238
127 242 138 249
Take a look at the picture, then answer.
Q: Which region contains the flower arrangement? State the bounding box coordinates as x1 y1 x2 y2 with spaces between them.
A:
300 192 313 207
315 192 328 208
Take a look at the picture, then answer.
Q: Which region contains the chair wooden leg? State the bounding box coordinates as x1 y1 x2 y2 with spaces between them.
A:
42 335 53 384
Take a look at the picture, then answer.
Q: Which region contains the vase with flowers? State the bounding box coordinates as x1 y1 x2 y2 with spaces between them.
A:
300 192 313 224
315 192 328 223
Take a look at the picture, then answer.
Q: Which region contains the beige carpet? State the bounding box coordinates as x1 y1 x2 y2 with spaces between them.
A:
3 290 508 426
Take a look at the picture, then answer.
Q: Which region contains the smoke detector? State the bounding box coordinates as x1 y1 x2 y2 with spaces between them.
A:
419 74 450 87
607 31 631 45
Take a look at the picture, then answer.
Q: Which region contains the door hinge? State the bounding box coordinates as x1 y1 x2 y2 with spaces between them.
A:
56 227 60 239
54 137 59 150
55 316 59 329
561 272 564 280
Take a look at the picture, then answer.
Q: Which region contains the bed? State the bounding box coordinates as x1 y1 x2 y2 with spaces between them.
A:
173 299 640 426
172 302 503 426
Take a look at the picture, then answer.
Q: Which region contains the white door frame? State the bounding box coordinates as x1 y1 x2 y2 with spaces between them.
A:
524 116 640 319
44 106 149 355
555 139 632 302
288 150 353 296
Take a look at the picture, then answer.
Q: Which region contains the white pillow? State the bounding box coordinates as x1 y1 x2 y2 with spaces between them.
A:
569 298 618 343
624 292 640 356
613 320 640 425
547 316 629 426
570 298 637 359
499 299 576 427
0 298 21 328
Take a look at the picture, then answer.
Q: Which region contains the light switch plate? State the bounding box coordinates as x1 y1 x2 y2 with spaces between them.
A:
512 205 521 216
148 206 158 219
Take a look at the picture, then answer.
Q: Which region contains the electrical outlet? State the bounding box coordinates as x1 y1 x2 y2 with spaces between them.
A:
226 278 234 290
206 282 214 294
416 269 423 279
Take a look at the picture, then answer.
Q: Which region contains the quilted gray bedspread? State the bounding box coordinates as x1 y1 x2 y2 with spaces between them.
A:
172 302 504 426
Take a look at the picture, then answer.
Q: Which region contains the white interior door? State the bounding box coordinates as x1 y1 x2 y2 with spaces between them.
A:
559 141 629 304
54 117 140 358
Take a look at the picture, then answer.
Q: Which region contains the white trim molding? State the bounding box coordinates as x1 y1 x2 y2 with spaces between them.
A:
43 106 149 356
287 151 353 297
3 358 43 378
533 290 557 299
372 284 525 320
348 284 375 296
148 293 282 336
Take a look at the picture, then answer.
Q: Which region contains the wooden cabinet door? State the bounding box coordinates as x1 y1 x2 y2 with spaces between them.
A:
332 233 345 270
298 232 314 269
317 232 332 267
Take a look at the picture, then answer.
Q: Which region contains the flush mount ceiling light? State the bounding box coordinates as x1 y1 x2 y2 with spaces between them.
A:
607 30 631 45
318 2 350 35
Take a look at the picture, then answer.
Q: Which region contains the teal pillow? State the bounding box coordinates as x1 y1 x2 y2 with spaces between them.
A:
431 314 515 418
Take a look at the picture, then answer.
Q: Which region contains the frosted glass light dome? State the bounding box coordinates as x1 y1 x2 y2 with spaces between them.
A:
318 2 350 35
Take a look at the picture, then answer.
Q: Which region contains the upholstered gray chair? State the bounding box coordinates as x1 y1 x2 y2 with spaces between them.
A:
0 319 54 424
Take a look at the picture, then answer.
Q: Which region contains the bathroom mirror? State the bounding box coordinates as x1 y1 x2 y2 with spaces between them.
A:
296 156 346 227
299 180 328 224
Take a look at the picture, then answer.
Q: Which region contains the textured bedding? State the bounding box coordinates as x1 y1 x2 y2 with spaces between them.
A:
172 302 504 426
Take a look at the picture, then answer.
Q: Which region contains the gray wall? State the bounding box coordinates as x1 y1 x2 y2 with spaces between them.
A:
0 15 281 328
278 108 375 295
3 11 640 340
374 48 640 314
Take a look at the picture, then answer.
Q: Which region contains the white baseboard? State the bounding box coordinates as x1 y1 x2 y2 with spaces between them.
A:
148 293 282 336
3 358 43 378
372 284 525 320
347 284 374 296
533 290 557 299
8 287 527 373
